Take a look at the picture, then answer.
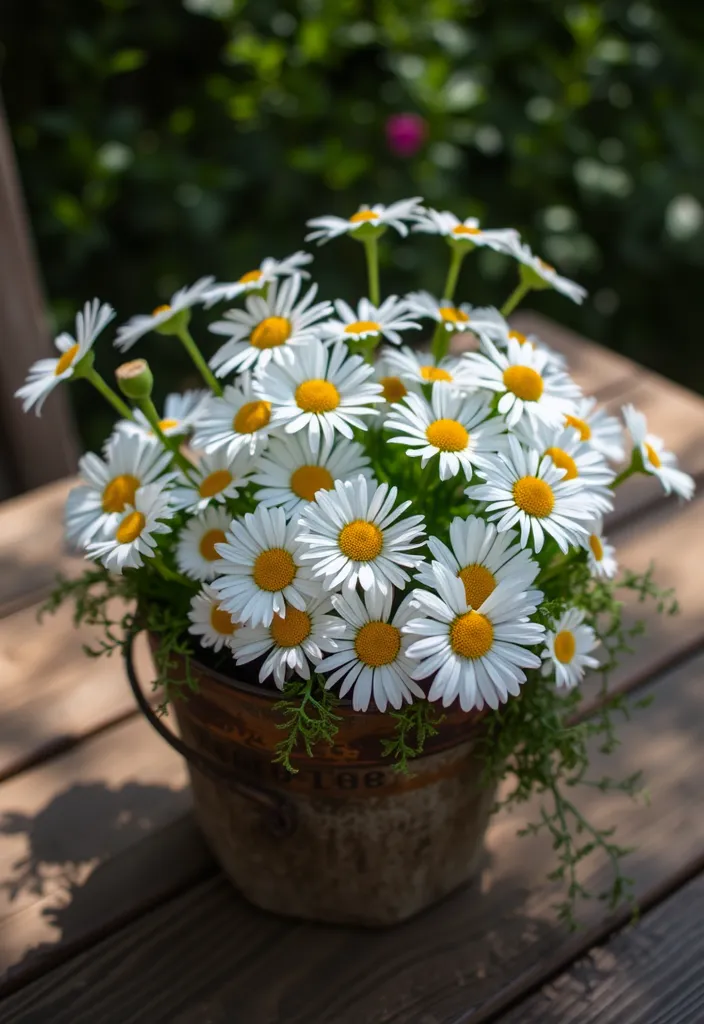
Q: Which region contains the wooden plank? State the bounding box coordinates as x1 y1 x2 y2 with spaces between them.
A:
495 872 704 1024
3 650 704 1024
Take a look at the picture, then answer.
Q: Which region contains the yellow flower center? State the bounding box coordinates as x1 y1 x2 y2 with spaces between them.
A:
564 414 592 441
645 442 661 468
425 418 469 452
513 476 555 518
438 306 469 325
589 534 604 561
239 269 263 284
252 547 296 591
452 224 482 236
199 528 226 562
210 604 237 636
537 258 555 274
503 365 544 402
270 606 311 648
198 469 233 498
290 464 334 501
55 343 80 376
420 365 453 383
102 473 140 514
233 400 271 434
152 303 172 316
508 330 528 345
349 210 379 223
450 611 494 659
250 316 291 349
544 446 578 481
354 621 402 667
116 510 145 544
379 375 407 403
457 564 496 609
295 379 340 413
338 520 383 561
158 418 180 431
554 629 576 663
344 319 381 335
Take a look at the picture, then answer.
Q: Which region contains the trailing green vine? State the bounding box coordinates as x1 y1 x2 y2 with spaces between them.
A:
272 675 342 773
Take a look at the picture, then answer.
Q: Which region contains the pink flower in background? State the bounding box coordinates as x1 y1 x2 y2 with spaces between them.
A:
385 113 428 158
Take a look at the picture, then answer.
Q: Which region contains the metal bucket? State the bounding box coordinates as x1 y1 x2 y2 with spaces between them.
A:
126 629 495 926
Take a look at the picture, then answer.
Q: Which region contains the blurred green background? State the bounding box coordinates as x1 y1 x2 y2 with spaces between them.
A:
2 0 704 442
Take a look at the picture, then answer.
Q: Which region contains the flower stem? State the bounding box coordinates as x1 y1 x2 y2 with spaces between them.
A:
430 247 467 363
151 550 190 585
501 280 531 317
84 368 133 420
136 397 196 478
611 464 637 489
176 325 223 396
363 236 381 307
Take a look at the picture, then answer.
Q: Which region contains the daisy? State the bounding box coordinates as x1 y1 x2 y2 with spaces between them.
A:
210 505 315 627
412 208 520 254
542 607 599 689
466 311 567 371
403 291 475 333
188 584 240 653
461 336 581 429
208 275 332 378
64 431 173 548
579 516 618 579
317 295 420 348
415 515 541 610
374 349 415 409
86 483 173 573
513 243 587 305
466 435 599 553
564 397 625 463
317 589 425 712
622 404 695 500
516 422 616 515
381 345 478 394
305 197 423 245
117 390 209 439
175 505 233 582
191 375 274 460
231 594 343 689
251 433 374 519
384 385 506 482
16 298 115 415
202 251 313 307
254 337 383 455
405 562 545 712
115 277 214 352
296 476 426 594
170 448 253 513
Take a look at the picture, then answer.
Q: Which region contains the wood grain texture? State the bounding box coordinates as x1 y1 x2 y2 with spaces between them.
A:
2 650 704 1024
495 872 704 1024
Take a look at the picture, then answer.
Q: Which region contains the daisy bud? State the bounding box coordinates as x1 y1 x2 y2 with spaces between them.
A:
116 359 154 400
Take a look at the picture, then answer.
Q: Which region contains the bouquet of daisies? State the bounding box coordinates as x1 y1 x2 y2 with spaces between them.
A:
19 198 694 918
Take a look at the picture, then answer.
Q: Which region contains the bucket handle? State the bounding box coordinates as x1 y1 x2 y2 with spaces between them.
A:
123 629 296 838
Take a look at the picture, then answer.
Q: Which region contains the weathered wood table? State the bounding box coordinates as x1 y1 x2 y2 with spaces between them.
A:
1 314 703 1024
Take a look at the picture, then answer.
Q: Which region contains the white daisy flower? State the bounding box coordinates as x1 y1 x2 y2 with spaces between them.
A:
64 431 173 548
254 337 383 455
516 422 615 515
380 345 478 394
384 385 506 482
202 251 313 307
296 476 426 594
188 584 240 653
16 299 115 415
170 448 253 513
87 483 173 574
317 589 425 712
579 516 618 579
564 397 625 463
316 296 420 348
466 311 567 371
252 433 373 519
191 375 274 460
231 594 343 689
513 243 587 305
208 274 332 378
374 350 415 410
403 291 475 333
210 505 315 627
405 562 544 712
461 336 581 429
622 404 695 500
175 505 232 582
117 389 209 439
415 515 541 610
466 435 599 553
412 208 520 254
115 277 214 352
305 197 423 245
542 607 599 689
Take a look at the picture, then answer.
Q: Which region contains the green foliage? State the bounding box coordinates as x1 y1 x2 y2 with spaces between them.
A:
380 700 445 772
272 674 342 773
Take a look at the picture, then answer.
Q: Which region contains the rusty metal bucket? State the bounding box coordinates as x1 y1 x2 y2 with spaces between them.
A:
125 629 495 926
